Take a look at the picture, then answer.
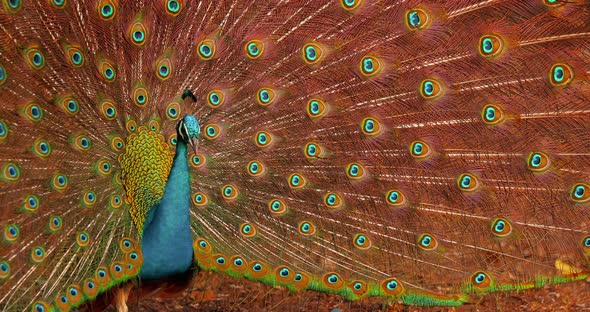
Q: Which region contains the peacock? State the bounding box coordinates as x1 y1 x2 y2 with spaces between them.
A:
1 0 589 311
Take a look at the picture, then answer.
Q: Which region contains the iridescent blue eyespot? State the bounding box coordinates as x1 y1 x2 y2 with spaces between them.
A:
253 263 262 271
310 101 319 114
475 273 486 284
550 63 574 87
209 93 220 105
301 223 310 232
31 106 41 118
104 68 114 79
306 143 319 157
305 46 317 61
248 42 259 56
413 143 423 154
0 261 10 275
356 235 366 245
574 185 586 199
327 274 339 284
216 257 225 265
485 107 496 121
341 0 361 10
133 31 144 43
553 66 564 83
71 52 83 65
408 11 420 27
298 221 315 235
0 122 6 143
32 53 43 66
8 0 20 9
101 4 114 18
423 81 434 96
271 201 280 211
461 176 471 187
167 0 180 13
158 65 170 77
257 133 268 144
200 44 212 57
279 268 290 277
326 194 336 205
386 280 398 290
345 162 366 180
363 58 373 72
530 153 542 167
364 119 375 132
66 100 78 113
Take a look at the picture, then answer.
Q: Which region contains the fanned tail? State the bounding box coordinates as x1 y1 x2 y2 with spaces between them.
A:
0 0 589 311
183 0 590 306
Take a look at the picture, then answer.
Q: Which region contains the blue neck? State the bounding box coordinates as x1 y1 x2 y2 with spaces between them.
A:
139 141 193 280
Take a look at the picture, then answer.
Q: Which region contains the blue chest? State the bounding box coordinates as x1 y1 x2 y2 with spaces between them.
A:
139 143 193 280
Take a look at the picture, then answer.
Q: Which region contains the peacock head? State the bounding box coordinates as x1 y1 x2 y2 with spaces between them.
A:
176 114 200 153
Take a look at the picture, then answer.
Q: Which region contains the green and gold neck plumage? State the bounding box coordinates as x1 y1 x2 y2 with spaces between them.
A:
1 0 589 311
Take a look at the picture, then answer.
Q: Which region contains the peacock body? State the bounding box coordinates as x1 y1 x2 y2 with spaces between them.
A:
1 0 590 311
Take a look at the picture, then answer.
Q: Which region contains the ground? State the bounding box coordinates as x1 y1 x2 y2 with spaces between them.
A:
82 270 590 312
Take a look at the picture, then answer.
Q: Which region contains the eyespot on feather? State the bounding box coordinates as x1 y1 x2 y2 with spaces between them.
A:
298 221 316 235
197 38 216 60
97 0 116 20
527 152 551 173
478 35 504 58
245 40 264 59
417 234 438 251
549 63 573 87
268 198 287 215
405 8 430 30
240 223 257 237
288 173 307 189
381 278 404 296
306 99 328 119
322 272 345 290
457 173 480 192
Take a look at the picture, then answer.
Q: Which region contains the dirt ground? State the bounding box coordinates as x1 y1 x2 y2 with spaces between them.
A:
81 270 590 312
